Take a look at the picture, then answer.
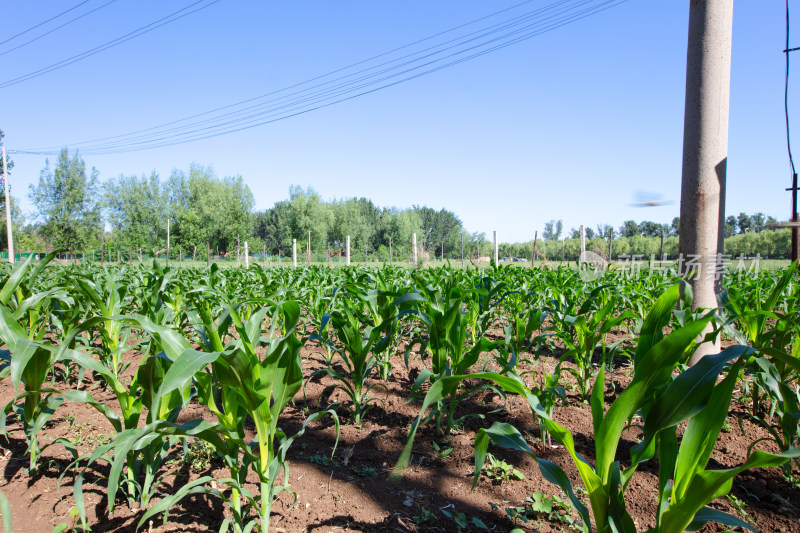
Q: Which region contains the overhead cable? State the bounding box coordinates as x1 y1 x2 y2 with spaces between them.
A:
16 0 629 155
0 0 223 89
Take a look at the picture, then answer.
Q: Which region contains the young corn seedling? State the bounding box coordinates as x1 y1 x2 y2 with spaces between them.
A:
470 285 800 533
184 298 339 533
311 296 387 425
558 294 633 402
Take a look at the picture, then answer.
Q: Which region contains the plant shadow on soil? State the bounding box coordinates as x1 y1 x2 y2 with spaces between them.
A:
2 344 800 532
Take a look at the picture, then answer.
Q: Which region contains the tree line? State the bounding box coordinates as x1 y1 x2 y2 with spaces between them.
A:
1 148 793 261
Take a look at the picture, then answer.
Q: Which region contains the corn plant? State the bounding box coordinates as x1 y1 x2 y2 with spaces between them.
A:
0 253 72 474
407 281 509 438
720 264 798 417
390 370 549 481
471 285 800 532
188 297 339 533
56 313 216 527
71 273 136 379
311 296 387 425
557 294 634 401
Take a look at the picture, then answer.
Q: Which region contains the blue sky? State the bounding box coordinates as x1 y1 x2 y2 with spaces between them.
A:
0 1 794 242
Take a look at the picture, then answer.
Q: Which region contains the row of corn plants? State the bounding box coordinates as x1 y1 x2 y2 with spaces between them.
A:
0 256 797 532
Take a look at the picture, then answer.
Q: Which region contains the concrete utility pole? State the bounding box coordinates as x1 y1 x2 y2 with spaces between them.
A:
678 0 733 365
292 239 297 267
166 219 170 267
412 233 418 267
579 225 586 261
346 235 351 266
244 241 249 268
2 148 13 263
493 231 498 264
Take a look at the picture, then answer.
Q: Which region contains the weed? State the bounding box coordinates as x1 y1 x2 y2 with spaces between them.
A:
182 438 217 473
504 491 586 531
726 494 755 525
350 465 377 477
412 507 435 524
308 453 337 467
482 453 524 484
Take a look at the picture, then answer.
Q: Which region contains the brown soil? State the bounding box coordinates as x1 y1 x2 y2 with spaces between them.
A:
1 333 799 533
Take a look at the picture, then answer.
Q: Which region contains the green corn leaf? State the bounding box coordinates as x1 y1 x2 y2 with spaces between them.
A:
153 348 221 415
536 458 592 532
672 358 745 503
685 505 758 532
661 447 800 533
137 476 215 530
596 315 713 482
0 253 35 305
542 417 606 528
472 422 532 489
0 490 10 533
633 346 751 464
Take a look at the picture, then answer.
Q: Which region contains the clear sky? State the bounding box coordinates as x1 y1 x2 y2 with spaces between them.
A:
0 1 794 242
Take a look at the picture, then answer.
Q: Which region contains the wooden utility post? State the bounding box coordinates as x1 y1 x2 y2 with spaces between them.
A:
206 242 210 266
2 148 13 264
788 172 799 262
608 232 613 260
678 0 733 364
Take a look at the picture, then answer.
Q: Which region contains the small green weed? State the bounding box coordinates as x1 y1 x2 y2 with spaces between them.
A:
350 465 378 477
503 491 586 531
182 438 217 473
307 453 337 467
412 507 435 525
482 453 524 484
440 505 488 532
726 493 755 525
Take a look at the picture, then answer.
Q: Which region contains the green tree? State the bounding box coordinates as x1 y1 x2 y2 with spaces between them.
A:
166 164 254 253
619 220 640 238
29 149 100 253
670 216 680 237
543 219 563 241
104 172 167 250
724 215 737 237
752 212 767 233
737 212 753 234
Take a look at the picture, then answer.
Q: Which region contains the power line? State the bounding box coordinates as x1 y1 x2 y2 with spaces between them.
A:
0 0 223 89
0 0 93 46
0 0 122 58
787 0 796 175
16 0 630 155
